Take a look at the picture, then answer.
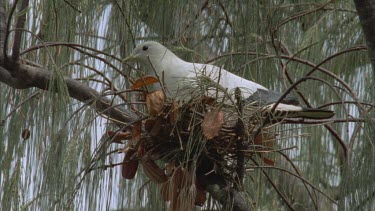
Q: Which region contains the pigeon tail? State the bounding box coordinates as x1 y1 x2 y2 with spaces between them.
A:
261 103 334 120
289 107 335 119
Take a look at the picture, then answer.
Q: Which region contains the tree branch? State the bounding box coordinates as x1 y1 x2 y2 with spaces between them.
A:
12 0 29 61
0 59 139 125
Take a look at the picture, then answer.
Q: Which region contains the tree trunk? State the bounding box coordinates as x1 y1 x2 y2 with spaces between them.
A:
354 0 375 71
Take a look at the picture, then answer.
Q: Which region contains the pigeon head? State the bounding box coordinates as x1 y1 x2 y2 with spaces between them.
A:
124 41 178 73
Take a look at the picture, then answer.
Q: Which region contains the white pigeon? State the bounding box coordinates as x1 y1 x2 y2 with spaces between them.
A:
124 41 334 119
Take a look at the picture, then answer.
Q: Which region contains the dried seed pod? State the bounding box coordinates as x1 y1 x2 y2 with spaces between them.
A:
122 148 138 179
21 129 31 140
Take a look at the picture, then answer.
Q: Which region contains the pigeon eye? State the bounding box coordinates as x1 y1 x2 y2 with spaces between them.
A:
142 45 149 51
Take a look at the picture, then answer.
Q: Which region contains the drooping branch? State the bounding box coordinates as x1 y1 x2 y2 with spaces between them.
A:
2 0 19 60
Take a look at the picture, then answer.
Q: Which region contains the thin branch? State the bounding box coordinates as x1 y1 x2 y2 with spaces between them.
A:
63 0 81 13
250 165 337 204
250 158 295 210
3 0 19 59
274 0 333 31
0 91 41 126
70 62 113 87
234 88 245 188
277 150 319 208
12 0 29 60
113 0 135 47
178 0 209 41
318 101 375 109
21 42 122 62
20 42 133 82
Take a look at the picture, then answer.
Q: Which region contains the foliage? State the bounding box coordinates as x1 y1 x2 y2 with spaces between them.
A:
1 0 374 210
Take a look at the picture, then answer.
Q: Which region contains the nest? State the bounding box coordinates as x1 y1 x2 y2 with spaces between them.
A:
109 78 281 210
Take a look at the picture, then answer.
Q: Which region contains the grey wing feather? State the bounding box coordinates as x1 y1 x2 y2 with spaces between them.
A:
246 89 299 106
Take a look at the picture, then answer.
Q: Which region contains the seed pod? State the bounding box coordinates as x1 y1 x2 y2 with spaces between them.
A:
122 148 138 179
21 129 31 140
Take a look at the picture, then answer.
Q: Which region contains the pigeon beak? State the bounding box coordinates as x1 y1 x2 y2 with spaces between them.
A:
122 54 136 63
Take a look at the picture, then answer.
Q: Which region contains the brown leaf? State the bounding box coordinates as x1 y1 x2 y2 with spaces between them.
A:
107 130 132 144
131 75 159 90
254 132 276 166
132 122 142 142
144 119 156 132
262 157 275 166
141 156 168 183
149 118 163 137
21 129 31 140
200 96 216 106
137 142 145 157
146 90 165 116
122 148 139 179
254 132 275 148
201 110 224 140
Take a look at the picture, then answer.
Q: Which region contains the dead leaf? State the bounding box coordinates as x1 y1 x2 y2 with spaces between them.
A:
262 157 275 166
21 129 31 140
254 132 276 166
149 118 163 137
122 148 138 179
137 142 145 157
254 132 275 148
132 122 142 142
144 119 156 132
146 90 165 116
200 96 216 106
107 130 132 144
141 156 168 183
201 110 224 140
131 75 159 90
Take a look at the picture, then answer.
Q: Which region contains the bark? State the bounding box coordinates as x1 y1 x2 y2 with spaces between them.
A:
12 0 29 61
354 0 375 70
0 59 139 124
